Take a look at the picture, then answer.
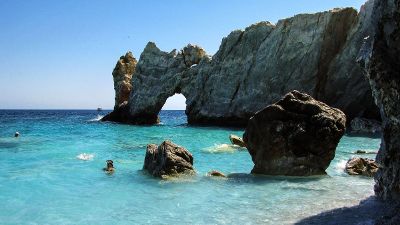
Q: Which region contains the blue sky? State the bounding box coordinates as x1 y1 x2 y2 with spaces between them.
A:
0 0 366 109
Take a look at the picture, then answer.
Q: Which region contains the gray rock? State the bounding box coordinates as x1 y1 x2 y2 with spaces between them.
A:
350 117 382 134
229 134 246 148
358 0 400 201
345 157 379 177
243 90 346 176
143 140 194 178
104 7 379 126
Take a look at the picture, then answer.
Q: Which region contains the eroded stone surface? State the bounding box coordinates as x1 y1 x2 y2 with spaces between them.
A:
143 140 194 178
104 7 379 126
243 90 346 176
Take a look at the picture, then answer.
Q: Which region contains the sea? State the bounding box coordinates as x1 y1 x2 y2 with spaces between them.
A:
0 110 381 224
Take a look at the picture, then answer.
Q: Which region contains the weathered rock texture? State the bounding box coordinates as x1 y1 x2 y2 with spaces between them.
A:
143 140 194 178
102 52 137 123
243 91 346 176
104 7 379 126
345 157 379 177
358 0 400 200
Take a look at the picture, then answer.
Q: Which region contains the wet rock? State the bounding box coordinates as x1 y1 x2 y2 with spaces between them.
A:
243 90 346 176
104 7 379 126
357 0 400 200
345 157 379 177
143 140 194 178
229 134 246 148
350 117 382 134
207 170 226 178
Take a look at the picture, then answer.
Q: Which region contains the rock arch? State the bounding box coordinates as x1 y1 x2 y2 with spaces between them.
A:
103 7 380 126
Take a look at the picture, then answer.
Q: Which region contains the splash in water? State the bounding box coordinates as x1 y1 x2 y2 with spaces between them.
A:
88 115 104 122
76 153 94 161
202 144 242 153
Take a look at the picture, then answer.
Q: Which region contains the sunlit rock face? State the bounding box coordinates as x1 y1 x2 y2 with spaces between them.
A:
105 7 379 126
113 52 137 109
358 0 400 201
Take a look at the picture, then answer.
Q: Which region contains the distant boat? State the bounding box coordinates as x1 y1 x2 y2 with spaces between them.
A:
97 107 102 111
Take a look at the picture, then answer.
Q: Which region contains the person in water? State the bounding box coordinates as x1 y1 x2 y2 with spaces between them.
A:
14 132 20 138
103 160 115 173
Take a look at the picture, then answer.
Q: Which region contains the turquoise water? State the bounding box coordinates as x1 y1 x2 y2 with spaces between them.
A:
0 110 380 224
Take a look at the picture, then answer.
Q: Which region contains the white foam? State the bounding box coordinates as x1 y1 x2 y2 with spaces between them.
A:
88 115 104 122
76 153 94 161
335 159 348 173
202 144 241 153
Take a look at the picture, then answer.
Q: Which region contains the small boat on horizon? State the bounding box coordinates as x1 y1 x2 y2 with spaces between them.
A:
97 107 102 111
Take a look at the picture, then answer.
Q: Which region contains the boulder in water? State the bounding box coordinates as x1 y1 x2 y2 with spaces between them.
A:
243 90 346 176
143 140 194 178
229 134 246 148
345 157 379 177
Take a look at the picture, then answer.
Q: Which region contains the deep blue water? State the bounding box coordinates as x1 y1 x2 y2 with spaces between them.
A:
0 110 381 224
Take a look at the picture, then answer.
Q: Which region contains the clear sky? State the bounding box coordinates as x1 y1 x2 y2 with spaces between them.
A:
0 0 367 110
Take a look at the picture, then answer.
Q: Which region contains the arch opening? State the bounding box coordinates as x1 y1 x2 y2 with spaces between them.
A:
160 93 187 124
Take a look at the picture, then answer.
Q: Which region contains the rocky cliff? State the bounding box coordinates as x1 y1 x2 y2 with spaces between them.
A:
358 0 400 201
103 6 379 126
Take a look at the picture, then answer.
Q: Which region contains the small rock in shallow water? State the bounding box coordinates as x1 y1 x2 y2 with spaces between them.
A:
229 134 246 148
207 170 227 178
143 140 194 178
345 157 378 177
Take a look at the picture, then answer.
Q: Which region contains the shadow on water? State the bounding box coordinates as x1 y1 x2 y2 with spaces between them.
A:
0 140 20 149
294 196 395 225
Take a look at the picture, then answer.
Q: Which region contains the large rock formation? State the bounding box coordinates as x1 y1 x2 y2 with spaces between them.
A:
102 52 137 123
358 0 400 201
243 91 346 176
143 140 194 178
103 7 379 126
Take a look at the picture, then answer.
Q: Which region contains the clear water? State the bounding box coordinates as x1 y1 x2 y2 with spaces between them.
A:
0 110 381 225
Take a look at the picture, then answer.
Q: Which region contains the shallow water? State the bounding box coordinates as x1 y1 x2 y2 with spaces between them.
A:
0 110 380 224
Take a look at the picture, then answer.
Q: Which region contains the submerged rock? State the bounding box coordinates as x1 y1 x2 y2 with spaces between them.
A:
229 134 246 148
355 150 378 155
350 117 382 134
143 140 194 178
207 170 227 178
104 7 379 126
243 90 346 176
345 157 379 177
357 0 400 201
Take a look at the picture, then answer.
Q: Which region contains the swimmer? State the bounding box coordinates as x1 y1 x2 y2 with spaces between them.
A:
14 132 20 138
103 160 115 173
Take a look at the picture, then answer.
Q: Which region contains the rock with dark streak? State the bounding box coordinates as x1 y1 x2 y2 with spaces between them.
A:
143 140 194 178
243 91 346 176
